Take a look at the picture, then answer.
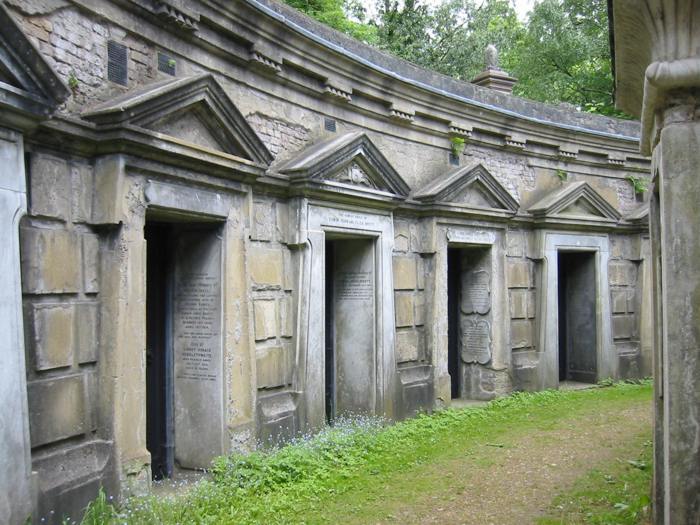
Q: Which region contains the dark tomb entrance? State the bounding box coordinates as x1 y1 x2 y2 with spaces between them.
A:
447 246 492 399
146 222 173 479
557 251 597 383
324 237 376 424
145 219 223 480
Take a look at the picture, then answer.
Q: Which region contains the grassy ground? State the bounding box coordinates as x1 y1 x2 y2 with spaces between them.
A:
78 382 652 525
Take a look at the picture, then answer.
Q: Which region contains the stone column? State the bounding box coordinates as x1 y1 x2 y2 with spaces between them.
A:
652 101 700 524
0 127 33 525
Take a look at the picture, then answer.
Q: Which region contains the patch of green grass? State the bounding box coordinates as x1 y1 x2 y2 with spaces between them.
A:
537 436 652 525
78 382 652 524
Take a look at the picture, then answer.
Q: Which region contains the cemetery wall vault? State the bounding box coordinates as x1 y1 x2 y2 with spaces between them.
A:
0 0 651 522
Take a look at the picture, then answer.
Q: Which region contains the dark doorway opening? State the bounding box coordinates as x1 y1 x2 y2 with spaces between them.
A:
324 237 376 424
324 239 335 424
145 222 174 480
447 248 462 399
557 251 597 383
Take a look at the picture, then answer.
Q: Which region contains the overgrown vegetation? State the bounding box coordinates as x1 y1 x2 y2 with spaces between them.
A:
73 382 652 525
282 0 630 117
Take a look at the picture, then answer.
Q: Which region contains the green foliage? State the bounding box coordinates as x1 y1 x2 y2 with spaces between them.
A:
556 168 568 181
79 488 118 525
509 0 626 117
77 383 652 525
627 175 649 194
450 136 465 156
284 0 378 42
281 0 634 117
67 72 79 91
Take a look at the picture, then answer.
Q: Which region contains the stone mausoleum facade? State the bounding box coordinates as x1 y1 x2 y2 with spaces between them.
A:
0 0 652 522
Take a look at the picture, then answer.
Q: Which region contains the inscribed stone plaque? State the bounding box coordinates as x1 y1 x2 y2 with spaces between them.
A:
336 271 373 300
173 229 223 469
461 317 492 365
461 270 491 315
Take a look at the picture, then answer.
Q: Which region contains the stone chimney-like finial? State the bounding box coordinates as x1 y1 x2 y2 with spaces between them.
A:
485 44 499 69
471 44 517 94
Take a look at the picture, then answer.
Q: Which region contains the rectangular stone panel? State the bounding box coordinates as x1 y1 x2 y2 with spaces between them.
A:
256 345 292 388
251 200 275 241
75 302 99 364
172 230 224 469
608 260 637 286
414 292 426 326
28 375 86 447
507 259 532 289
21 227 81 294
71 163 93 223
511 319 533 349
393 256 417 290
249 246 284 288
611 290 628 314
396 329 421 363
394 292 414 328
279 294 294 338
254 299 277 341
510 290 528 319
29 154 71 221
27 303 75 371
82 233 100 294
613 314 636 340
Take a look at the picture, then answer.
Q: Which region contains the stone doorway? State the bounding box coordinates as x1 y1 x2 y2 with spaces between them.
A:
145 220 223 479
324 237 376 423
447 246 493 399
557 251 597 383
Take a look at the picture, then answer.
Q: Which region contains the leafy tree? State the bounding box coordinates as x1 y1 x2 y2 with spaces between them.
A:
284 0 378 42
281 0 628 117
509 0 622 116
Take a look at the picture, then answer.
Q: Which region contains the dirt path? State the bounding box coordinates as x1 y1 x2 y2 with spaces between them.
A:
344 396 652 525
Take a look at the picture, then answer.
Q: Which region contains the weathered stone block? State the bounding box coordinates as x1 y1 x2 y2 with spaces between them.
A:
395 292 414 327
275 202 289 244
611 290 628 314
249 247 284 288
511 319 533 349
21 227 81 294
82 233 100 293
416 256 425 290
71 163 93 223
279 294 294 338
507 259 531 288
28 375 86 447
393 256 417 290
506 229 524 257
609 260 637 286
394 220 409 252
509 290 528 319
29 154 71 221
613 314 636 339
527 290 537 319
254 299 277 341
29 303 75 371
75 302 99 364
414 292 425 326
396 329 421 362
256 345 292 388
251 200 274 241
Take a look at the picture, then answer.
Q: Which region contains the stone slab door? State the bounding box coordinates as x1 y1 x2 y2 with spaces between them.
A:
145 221 225 476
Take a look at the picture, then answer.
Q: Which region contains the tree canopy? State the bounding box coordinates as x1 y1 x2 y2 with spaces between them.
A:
282 0 626 117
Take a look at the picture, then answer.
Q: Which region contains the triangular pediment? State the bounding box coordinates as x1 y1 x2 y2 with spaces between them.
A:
276 131 410 198
528 182 621 223
0 4 69 120
82 74 272 165
413 162 519 214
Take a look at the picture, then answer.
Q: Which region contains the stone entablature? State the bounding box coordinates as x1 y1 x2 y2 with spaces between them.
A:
0 0 655 523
